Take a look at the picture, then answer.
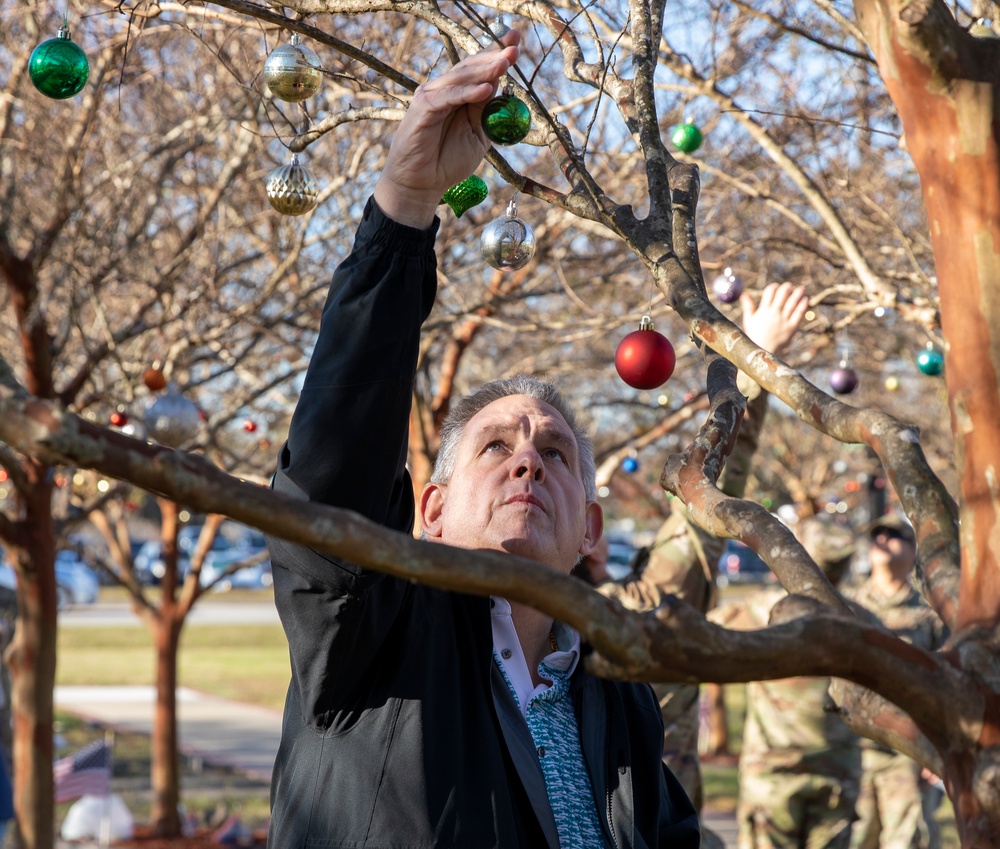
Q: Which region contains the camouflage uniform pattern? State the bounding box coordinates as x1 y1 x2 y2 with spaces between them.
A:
601 388 769 843
724 587 861 849
843 581 947 849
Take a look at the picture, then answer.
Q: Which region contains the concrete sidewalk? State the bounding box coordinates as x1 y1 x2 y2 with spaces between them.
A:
54 685 737 846
54 686 281 783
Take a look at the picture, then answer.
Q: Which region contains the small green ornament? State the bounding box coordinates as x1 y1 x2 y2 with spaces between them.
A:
482 92 531 146
671 121 703 154
29 24 89 100
916 344 944 376
442 175 489 217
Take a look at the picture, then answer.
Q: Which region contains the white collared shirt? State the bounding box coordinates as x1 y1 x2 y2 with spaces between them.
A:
489 596 581 717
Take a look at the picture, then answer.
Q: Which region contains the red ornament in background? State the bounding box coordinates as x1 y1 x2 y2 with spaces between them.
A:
143 367 167 392
110 411 129 427
243 420 258 433
615 316 676 390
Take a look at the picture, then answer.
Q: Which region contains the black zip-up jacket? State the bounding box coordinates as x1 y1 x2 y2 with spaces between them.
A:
266 198 700 849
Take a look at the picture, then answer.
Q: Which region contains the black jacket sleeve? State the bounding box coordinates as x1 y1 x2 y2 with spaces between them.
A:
270 197 438 583
266 199 439 720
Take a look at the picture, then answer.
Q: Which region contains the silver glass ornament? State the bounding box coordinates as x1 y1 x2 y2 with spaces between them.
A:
264 33 322 102
266 154 320 216
480 15 511 46
145 387 201 448
480 199 535 271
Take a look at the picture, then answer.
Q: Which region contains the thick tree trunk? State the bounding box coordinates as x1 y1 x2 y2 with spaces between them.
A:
150 500 182 836
854 2 1000 844
5 469 57 849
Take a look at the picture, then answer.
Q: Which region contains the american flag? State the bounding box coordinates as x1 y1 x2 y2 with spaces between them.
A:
54 739 111 802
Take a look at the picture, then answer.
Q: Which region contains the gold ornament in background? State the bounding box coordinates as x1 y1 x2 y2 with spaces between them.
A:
264 33 322 102
266 154 320 216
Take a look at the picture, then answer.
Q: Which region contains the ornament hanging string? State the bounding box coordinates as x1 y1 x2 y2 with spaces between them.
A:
721 109 901 140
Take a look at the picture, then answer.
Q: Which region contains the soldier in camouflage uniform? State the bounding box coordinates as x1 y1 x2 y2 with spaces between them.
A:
711 517 861 849
845 516 947 849
602 282 809 848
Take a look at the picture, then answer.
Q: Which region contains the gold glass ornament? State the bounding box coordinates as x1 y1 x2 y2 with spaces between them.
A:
264 33 322 102
266 154 320 216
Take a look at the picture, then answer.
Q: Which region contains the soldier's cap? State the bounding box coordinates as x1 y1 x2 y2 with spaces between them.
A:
866 513 916 545
793 516 856 567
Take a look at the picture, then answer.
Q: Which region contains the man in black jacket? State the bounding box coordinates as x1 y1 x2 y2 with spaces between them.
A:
266 29 699 849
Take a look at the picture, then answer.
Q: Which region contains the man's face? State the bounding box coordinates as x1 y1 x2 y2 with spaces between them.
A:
420 394 603 572
869 529 915 572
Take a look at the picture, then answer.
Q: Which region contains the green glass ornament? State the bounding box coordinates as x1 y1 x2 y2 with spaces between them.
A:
266 154 320 216
264 33 322 102
671 121 703 154
29 24 89 100
916 344 944 376
482 92 531 146
442 175 489 217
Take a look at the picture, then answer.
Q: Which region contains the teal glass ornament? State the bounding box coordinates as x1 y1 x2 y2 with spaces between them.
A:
29 24 89 100
671 121 703 154
917 345 944 376
442 175 488 217
482 91 530 146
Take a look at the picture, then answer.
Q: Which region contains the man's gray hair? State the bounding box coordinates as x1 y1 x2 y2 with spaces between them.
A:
431 375 598 502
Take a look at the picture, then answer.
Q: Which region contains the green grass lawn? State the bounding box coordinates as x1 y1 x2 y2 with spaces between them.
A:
57 621 291 713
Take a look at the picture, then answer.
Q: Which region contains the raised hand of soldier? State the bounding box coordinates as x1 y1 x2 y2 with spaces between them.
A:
740 281 809 355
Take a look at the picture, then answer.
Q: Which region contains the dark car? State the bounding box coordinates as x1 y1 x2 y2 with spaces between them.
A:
716 540 776 587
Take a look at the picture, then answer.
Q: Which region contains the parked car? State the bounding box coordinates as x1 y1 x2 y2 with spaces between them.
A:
0 547 99 609
133 525 235 584
54 550 101 607
716 540 776 587
200 548 273 592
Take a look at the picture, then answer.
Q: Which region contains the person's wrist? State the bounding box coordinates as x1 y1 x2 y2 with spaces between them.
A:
373 178 441 230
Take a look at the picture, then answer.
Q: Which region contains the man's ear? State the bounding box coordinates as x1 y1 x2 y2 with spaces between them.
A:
419 482 447 540
578 501 604 557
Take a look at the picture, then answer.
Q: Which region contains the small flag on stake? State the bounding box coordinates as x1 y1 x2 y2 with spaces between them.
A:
54 739 111 803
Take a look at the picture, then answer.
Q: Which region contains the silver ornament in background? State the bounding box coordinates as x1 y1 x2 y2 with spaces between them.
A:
264 33 322 102
266 154 320 216
145 387 201 448
481 199 535 271
480 15 511 46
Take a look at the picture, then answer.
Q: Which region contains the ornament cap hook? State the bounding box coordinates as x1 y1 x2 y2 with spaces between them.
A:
290 32 302 45
639 315 655 331
505 199 518 218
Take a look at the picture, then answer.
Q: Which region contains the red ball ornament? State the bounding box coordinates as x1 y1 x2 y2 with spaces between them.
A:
110 411 129 427
615 316 676 390
143 367 167 392
243 419 258 433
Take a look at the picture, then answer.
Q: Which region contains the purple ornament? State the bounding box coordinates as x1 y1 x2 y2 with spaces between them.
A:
711 271 744 304
830 366 859 395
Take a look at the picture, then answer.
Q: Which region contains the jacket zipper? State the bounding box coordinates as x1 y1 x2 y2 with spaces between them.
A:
604 684 619 849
